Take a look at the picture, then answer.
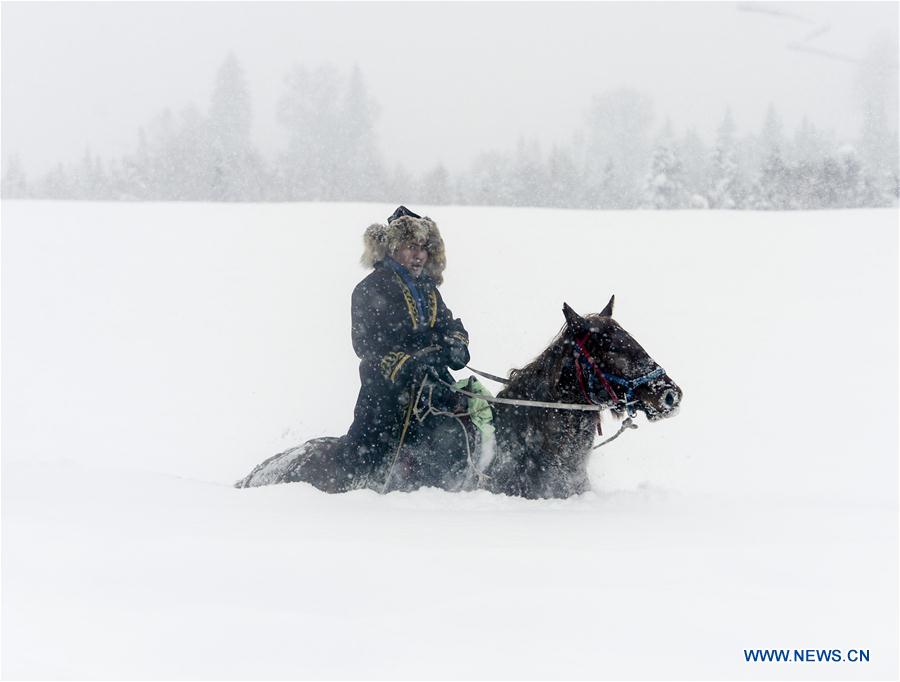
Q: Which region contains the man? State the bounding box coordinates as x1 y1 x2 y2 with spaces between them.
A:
344 206 470 486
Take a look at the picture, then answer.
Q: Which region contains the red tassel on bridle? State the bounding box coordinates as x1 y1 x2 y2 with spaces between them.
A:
574 333 621 437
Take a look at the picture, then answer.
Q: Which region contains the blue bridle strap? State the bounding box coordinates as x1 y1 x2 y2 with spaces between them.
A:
603 366 666 391
572 332 668 417
575 349 667 416
603 367 666 416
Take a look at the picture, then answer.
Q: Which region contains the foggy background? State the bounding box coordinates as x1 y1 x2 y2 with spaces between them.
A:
2 1 898 208
3 6 899 675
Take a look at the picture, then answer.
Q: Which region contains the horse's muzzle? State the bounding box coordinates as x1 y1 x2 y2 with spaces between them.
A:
638 378 682 421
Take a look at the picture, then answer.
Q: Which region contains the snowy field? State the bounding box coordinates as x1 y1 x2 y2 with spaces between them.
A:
2 201 897 680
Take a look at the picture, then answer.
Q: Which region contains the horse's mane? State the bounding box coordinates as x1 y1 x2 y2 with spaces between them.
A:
502 314 606 401
501 314 627 430
500 323 568 400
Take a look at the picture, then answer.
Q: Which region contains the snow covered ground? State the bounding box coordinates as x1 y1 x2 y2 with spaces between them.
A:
2 201 897 679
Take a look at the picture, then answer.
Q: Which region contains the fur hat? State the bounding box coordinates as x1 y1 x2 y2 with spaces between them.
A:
361 209 447 285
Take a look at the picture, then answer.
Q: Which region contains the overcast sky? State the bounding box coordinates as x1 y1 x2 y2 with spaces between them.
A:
2 1 897 176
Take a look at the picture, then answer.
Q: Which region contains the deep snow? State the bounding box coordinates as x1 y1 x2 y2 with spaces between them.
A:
2 201 897 679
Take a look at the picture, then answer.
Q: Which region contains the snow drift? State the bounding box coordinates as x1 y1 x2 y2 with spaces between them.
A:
2 201 897 679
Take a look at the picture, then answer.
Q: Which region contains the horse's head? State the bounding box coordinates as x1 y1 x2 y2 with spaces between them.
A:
562 296 682 422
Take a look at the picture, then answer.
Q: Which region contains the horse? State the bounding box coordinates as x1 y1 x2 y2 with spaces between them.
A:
234 296 682 499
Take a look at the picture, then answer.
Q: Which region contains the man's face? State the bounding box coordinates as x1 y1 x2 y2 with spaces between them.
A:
394 241 428 278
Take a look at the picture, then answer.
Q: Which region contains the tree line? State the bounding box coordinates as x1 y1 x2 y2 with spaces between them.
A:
3 53 897 209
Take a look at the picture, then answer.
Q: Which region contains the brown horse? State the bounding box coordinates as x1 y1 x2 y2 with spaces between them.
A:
235 297 682 499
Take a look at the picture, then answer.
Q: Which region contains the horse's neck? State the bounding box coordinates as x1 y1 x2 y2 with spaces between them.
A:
492 360 601 468
502 353 599 408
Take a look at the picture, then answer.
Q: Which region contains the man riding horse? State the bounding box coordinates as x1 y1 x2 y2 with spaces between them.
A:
344 206 470 487
236 209 683 497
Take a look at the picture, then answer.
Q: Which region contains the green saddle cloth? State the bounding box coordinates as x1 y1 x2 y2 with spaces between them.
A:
452 377 495 437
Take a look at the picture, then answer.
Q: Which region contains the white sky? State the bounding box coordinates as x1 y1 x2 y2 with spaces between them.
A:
2 1 897 176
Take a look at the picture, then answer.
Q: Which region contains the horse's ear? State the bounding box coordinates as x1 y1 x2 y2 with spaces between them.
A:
599 295 615 318
563 302 589 334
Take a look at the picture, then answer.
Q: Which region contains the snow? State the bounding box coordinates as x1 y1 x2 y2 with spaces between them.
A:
2 201 897 679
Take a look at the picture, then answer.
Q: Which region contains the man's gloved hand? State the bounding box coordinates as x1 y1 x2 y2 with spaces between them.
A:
412 345 443 365
403 342 469 379
399 346 442 384
418 343 468 370
443 342 469 370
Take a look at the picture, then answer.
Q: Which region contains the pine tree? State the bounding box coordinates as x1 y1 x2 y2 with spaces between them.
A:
75 148 110 200
855 37 898 201
759 104 785 160
751 149 791 209
173 104 212 200
790 159 818 209
584 159 617 209
147 109 178 199
1 154 29 198
510 136 544 207
838 145 889 208
121 127 153 199
385 163 414 205
815 155 842 208
643 122 687 209
208 52 263 200
643 146 687 209
747 105 792 209
418 163 452 205
792 117 825 164
708 109 743 208
584 89 654 208
677 128 709 205
466 150 514 207
104 158 127 200
545 144 579 208
339 65 385 201
37 163 73 199
277 64 342 200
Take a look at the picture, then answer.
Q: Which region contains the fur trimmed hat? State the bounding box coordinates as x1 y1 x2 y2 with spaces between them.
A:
361 208 447 285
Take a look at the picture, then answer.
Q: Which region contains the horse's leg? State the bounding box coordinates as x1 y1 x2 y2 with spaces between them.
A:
235 437 361 493
463 429 495 491
298 437 366 493
380 443 422 493
413 414 472 491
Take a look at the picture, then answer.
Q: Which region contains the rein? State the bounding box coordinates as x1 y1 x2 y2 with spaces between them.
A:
438 375 641 451
465 365 511 385
441 376 612 412
456 337 666 450
463 338 666 419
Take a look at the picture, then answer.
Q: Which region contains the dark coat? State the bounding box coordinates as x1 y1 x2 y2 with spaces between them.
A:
344 261 469 472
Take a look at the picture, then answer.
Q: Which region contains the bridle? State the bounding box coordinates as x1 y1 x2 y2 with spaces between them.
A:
572 333 666 418
454 331 667 421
